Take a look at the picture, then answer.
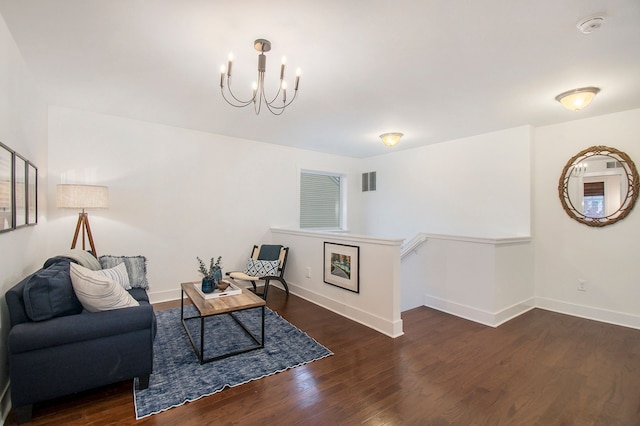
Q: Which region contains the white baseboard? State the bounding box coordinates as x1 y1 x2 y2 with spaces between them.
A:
535 297 640 330
148 281 289 305
150 282 402 337
288 283 403 338
148 288 181 304
424 294 536 328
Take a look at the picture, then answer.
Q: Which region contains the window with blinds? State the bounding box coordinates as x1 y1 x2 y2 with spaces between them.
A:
300 171 344 229
583 181 605 218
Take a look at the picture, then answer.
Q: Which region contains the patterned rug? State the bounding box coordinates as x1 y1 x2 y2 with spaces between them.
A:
133 306 332 419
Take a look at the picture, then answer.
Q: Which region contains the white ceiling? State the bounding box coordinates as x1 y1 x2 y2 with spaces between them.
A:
1 0 639 158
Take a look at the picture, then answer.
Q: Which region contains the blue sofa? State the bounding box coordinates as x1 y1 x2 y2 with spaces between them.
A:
5 255 156 423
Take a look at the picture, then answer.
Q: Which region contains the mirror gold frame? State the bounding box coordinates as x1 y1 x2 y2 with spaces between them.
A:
558 145 639 227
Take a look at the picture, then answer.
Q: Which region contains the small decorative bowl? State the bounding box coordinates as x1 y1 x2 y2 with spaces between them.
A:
217 280 230 291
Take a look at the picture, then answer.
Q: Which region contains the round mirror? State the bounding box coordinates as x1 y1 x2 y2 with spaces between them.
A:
559 146 639 227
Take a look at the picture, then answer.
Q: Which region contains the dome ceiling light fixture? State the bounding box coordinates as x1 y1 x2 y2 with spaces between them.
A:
220 38 301 116
555 87 601 111
380 132 403 147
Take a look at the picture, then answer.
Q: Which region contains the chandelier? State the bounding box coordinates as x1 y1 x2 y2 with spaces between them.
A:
219 39 301 115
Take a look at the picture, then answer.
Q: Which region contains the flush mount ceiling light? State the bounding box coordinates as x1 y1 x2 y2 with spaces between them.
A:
380 133 403 147
555 87 600 111
220 38 301 116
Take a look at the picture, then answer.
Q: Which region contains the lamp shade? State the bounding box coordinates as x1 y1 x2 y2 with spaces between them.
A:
555 87 600 111
56 184 109 209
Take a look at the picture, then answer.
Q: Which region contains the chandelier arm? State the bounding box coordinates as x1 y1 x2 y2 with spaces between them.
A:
263 90 299 111
220 87 254 108
224 76 257 106
253 87 263 115
262 80 284 106
252 72 266 115
262 97 287 115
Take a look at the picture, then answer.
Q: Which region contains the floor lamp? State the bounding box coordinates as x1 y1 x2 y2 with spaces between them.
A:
56 184 109 256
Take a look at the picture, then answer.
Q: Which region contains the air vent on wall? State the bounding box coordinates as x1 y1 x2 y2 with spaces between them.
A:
362 171 377 192
606 161 622 169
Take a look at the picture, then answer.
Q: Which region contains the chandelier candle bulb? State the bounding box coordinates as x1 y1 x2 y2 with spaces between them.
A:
219 66 225 87
227 53 233 77
295 68 301 90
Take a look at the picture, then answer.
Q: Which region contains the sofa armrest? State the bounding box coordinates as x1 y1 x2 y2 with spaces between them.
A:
8 303 155 354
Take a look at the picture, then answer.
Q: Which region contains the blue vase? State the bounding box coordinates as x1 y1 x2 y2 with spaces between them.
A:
213 269 223 286
201 277 214 293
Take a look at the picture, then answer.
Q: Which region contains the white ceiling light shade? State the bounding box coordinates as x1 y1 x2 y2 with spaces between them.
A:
380 133 403 147
555 87 600 111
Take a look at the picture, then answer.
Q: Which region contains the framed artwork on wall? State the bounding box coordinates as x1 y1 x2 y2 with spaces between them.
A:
14 154 27 228
323 242 360 293
0 142 13 232
27 162 37 225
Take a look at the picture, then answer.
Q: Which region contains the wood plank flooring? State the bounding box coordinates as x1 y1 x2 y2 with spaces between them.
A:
8 287 640 425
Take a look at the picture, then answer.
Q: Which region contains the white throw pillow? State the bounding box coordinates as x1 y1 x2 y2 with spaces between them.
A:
70 263 139 313
97 262 132 290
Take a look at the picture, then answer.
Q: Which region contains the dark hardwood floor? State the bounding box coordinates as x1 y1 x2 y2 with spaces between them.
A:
8 287 640 425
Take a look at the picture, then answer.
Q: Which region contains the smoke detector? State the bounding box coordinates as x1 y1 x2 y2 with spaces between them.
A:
576 15 605 34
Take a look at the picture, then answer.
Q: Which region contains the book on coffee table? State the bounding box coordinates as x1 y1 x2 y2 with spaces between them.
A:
193 280 242 299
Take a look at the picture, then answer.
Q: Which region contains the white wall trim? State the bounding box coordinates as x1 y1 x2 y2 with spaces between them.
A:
423 233 532 246
148 288 182 304
536 297 640 330
148 281 289 305
271 227 404 247
289 282 404 338
494 298 537 326
400 233 429 259
425 294 536 328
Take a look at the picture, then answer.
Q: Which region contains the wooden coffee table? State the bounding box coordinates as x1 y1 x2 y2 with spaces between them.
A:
180 280 266 364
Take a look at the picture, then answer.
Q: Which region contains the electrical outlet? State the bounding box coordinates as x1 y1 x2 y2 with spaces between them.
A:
305 267 311 278
577 279 587 291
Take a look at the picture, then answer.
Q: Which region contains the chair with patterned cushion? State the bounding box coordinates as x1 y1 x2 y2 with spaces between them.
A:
227 244 289 300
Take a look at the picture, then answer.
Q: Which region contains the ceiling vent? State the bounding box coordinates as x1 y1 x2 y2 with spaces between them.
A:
576 15 605 34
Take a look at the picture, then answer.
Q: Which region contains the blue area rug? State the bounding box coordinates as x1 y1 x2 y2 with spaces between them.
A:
133 306 332 419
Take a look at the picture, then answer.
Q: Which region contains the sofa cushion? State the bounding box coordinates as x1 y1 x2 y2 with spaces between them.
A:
97 262 132 290
99 255 149 289
22 261 83 322
70 263 139 313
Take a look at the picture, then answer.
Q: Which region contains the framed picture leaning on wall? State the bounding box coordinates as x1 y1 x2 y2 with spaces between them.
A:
324 242 360 293
14 154 27 228
27 162 37 225
0 142 13 232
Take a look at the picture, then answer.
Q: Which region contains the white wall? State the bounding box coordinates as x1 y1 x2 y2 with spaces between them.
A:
403 234 534 326
534 109 640 328
359 126 532 239
272 228 403 337
0 14 48 423
47 106 363 302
